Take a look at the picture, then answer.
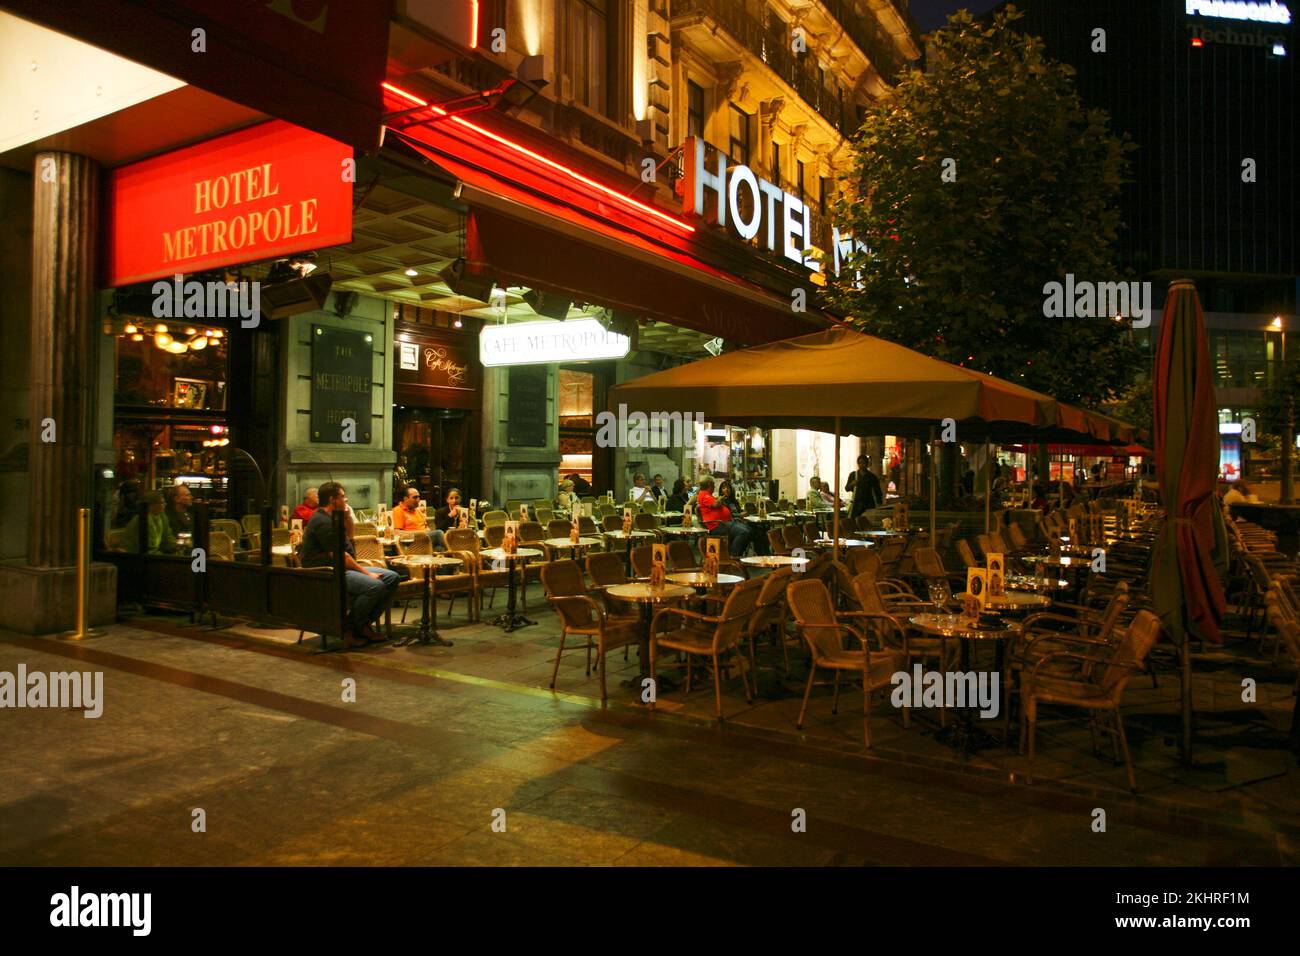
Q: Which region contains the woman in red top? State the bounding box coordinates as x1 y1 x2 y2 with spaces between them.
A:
696 477 754 557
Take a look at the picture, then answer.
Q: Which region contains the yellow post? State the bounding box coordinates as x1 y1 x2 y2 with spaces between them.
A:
60 507 103 640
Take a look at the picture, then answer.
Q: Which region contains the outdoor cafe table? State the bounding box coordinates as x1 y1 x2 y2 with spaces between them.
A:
480 547 543 633
605 582 693 692
542 536 604 561
660 526 706 537
955 590 1051 613
808 538 871 549
666 571 744 596
741 554 810 570
388 554 465 647
909 613 1021 755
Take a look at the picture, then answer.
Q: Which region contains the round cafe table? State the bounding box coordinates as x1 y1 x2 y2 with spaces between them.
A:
809 537 871 549
908 613 1021 756
741 554 810 570
481 547 543 632
660 526 706 537
955 590 1051 613
666 571 744 595
606 582 693 693
389 554 465 647
542 536 603 561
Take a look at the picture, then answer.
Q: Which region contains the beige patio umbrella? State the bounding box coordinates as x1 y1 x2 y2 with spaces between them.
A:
610 326 1109 551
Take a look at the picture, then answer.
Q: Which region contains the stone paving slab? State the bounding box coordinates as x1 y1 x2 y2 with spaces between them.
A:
2 600 1297 866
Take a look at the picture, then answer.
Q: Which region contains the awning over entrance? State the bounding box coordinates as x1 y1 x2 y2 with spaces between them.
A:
383 111 829 347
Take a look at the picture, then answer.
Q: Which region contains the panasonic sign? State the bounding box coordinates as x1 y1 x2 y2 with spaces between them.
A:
1185 0 1292 23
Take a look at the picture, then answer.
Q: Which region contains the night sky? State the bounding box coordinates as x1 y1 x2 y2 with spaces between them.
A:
908 0 1005 32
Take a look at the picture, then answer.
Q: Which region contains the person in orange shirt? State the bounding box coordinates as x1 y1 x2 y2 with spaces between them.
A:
392 485 446 549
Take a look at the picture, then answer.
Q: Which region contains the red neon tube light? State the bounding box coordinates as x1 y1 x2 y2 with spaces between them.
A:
382 81 694 234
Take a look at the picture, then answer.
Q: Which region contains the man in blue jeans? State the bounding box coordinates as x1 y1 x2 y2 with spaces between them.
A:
300 481 399 646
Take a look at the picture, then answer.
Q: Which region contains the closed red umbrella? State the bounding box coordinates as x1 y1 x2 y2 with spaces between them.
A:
1151 279 1229 759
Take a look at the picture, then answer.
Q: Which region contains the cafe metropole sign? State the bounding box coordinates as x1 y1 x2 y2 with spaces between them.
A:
680 136 865 279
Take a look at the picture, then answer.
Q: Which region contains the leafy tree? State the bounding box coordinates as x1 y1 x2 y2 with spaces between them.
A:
1257 359 1300 501
828 6 1142 408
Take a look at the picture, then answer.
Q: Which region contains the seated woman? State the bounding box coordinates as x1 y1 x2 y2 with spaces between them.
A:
554 479 577 511
665 477 690 512
718 479 768 556
434 488 471 531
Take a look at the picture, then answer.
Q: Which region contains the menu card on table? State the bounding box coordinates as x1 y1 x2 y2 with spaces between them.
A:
650 543 667 589
986 554 1005 598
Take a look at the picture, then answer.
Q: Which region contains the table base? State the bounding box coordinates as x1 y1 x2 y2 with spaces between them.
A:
490 611 536 633
392 627 454 648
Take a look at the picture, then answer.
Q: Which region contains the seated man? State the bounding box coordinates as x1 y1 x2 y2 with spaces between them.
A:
301 481 399 645
696 477 752 557
123 492 179 554
629 472 654 504
292 487 319 525
391 485 446 549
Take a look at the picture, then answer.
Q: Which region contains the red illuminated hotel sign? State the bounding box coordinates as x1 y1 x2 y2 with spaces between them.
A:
105 120 353 287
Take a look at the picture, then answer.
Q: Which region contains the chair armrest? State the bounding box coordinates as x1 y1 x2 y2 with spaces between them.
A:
1016 630 1110 660
652 605 720 632
547 593 606 625
838 611 909 655
1029 652 1142 681
1020 611 1096 632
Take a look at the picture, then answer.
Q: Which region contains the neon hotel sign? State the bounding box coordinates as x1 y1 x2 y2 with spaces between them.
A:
682 136 863 277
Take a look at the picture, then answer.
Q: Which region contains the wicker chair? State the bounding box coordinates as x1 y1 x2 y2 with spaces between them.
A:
876 537 906 576
515 521 550 600
787 577 908 748
602 514 623 532
911 546 967 590
1020 610 1163 792
956 539 979 569
445 527 512 619
209 531 236 562
241 514 262 536
634 513 660 537
535 508 554 525
666 539 698 571
630 544 655 578
650 576 763 719
481 510 509 527
748 566 795 674
1005 583 1132 736
586 551 636 619
546 518 572 540
542 560 640 702
212 519 243 546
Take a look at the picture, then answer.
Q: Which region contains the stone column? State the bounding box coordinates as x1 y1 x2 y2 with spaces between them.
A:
28 152 99 567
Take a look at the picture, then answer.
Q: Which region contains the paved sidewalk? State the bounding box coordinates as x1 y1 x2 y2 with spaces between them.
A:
1 598 1296 865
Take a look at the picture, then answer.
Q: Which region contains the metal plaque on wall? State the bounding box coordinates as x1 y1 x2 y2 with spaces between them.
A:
507 366 548 447
311 325 373 443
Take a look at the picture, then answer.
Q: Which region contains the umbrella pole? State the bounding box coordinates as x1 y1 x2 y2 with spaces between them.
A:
929 426 936 543
985 441 992 533
1182 641 1193 764
833 416 841 563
